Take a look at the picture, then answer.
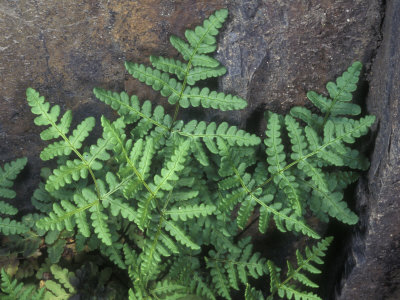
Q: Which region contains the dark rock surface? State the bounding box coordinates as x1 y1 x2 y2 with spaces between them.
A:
336 1 400 299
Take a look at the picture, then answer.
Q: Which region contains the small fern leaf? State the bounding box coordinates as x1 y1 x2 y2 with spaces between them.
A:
40 117 95 160
150 55 186 80
265 112 302 215
45 159 88 192
245 284 264 300
48 239 66 264
0 201 18 215
181 120 260 153
184 8 228 54
0 217 29 235
310 189 358 225
207 259 232 300
169 35 220 67
326 61 362 102
165 204 216 221
306 91 361 116
0 157 27 199
49 265 75 294
187 66 227 85
163 220 200 250
279 285 321 300
79 188 112 246
44 280 70 300
154 137 191 192
100 242 126 269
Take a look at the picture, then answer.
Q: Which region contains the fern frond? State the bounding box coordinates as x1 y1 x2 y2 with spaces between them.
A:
183 8 228 55
180 120 261 153
100 241 126 269
165 203 216 221
163 220 200 250
0 217 28 235
306 61 362 124
26 88 95 161
49 265 76 294
265 112 302 215
1 269 45 300
137 137 190 229
40 117 95 160
206 258 232 300
150 280 187 299
267 237 333 300
0 157 27 199
245 284 265 300
45 159 88 192
0 201 18 215
125 62 247 111
93 88 171 129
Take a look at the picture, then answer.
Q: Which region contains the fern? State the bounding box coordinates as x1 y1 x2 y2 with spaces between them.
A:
0 8 377 300
0 158 29 235
266 237 333 300
0 268 45 300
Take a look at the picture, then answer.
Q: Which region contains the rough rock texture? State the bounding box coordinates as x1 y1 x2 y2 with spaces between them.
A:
336 1 400 299
215 0 382 131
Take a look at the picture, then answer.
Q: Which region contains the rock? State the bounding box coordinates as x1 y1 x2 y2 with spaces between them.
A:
216 0 382 132
336 1 400 299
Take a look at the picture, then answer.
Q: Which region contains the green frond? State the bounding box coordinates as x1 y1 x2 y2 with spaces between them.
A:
0 157 27 199
306 91 361 116
245 284 265 300
0 217 29 235
26 88 95 162
98 175 138 223
265 112 302 215
181 120 260 153
206 258 232 300
31 183 54 213
49 265 75 294
125 62 247 111
309 188 358 225
150 56 187 81
163 220 200 250
100 241 126 269
1 269 45 300
43 279 71 300
40 116 95 160
267 237 333 300
183 8 228 55
326 61 362 102
165 203 216 221
137 137 190 229
48 239 66 264
150 280 187 298
187 66 227 85
169 35 220 68
45 159 88 192
0 201 18 215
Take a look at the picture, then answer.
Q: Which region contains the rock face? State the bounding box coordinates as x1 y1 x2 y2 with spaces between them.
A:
336 1 400 299
2 0 398 298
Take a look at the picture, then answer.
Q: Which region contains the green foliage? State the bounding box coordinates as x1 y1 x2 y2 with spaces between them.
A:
266 237 333 300
0 8 375 300
1 268 45 300
0 158 28 235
